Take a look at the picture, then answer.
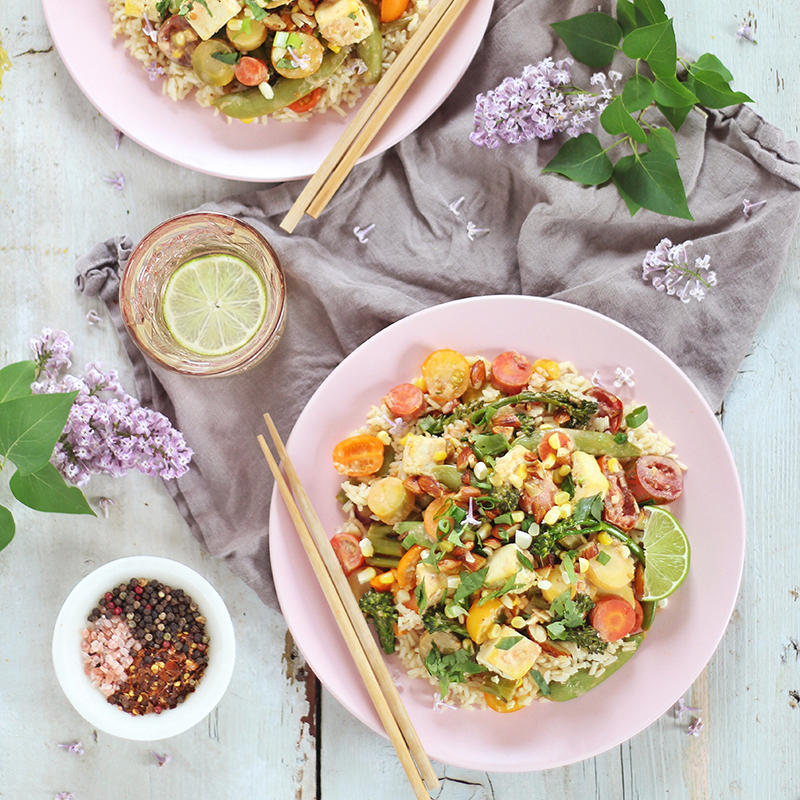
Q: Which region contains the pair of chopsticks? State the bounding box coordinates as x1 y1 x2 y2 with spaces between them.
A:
280 0 473 233
257 414 439 800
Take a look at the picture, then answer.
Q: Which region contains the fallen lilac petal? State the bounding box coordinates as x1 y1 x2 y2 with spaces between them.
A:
97 497 115 518
687 717 704 737
150 750 172 768
113 129 123 149
742 198 767 218
673 696 700 719
613 367 634 388
590 370 605 388
103 172 125 191
86 309 103 326
466 497 480 526
58 741 84 755
146 61 165 81
448 196 465 216
142 16 158 42
432 694 458 713
466 221 490 241
353 224 375 243
735 23 757 42
55 793 75 800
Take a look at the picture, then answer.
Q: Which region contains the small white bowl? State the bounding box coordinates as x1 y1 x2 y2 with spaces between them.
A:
52 556 235 740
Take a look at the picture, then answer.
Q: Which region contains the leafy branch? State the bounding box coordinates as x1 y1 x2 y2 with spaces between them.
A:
543 0 752 219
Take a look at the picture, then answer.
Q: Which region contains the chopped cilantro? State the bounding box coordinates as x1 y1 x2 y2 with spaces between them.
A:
243 0 268 19
613 431 629 444
415 578 428 613
453 566 488 606
530 669 551 696
562 554 576 585
275 57 297 70
517 550 534 572
424 645 484 698
212 51 240 64
495 636 523 650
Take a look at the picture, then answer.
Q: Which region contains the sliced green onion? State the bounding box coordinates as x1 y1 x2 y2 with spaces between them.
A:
273 31 289 47
625 405 649 428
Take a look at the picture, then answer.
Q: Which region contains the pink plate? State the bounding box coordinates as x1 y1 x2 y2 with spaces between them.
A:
269 295 745 772
42 0 492 182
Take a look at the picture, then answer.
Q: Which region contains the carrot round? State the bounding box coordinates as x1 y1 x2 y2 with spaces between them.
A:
590 597 636 642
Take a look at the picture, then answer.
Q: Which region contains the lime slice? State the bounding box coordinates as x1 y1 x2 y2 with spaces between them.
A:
640 506 691 602
162 254 267 357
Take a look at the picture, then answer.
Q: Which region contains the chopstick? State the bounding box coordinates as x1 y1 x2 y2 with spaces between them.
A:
257 414 439 798
280 0 473 233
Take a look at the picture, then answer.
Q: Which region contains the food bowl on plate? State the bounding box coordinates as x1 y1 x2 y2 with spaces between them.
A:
52 556 236 740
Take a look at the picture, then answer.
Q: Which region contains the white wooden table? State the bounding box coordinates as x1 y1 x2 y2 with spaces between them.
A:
1 1 798 798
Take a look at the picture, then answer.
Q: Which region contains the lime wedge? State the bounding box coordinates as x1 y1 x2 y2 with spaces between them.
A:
640 506 691 602
162 254 267 357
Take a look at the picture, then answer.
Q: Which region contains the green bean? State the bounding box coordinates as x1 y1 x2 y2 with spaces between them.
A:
212 47 350 119
516 429 642 459
430 464 464 491
356 3 383 85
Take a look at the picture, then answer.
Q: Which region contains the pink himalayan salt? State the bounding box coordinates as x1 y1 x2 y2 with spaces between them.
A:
81 615 141 697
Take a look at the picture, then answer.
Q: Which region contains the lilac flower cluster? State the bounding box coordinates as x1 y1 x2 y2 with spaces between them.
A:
30 330 192 488
470 58 619 149
641 238 717 303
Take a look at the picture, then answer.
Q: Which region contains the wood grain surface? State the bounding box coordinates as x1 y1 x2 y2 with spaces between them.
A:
1 1 798 798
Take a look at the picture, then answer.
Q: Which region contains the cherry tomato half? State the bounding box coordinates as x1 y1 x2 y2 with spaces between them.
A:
288 86 323 113
330 532 364 575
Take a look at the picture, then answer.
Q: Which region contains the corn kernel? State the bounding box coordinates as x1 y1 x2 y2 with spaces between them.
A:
538 579 552 591
548 433 561 449
597 531 612 545
412 376 426 390
516 465 527 478
399 434 410 446
124 0 144 15
328 43 341 52
558 465 572 477
510 616 526 629
559 504 572 519
554 491 570 506
490 474 503 487
508 474 523 489
533 358 561 380
542 453 557 470
439 540 454 553
377 430 391 445
474 461 489 480
433 450 447 462
489 623 503 640
510 510 525 524
357 567 377 584
359 538 375 558
543 505 561 525
515 529 533 549
553 472 563 485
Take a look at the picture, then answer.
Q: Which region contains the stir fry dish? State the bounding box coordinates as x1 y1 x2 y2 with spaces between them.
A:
331 349 689 711
109 0 425 119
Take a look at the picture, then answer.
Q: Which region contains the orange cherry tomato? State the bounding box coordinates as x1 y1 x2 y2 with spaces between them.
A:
234 56 270 86
332 434 385 477
380 0 410 22
396 544 424 590
330 532 364 575
421 349 470 404
288 86 322 113
423 496 455 541
465 597 503 644
484 692 526 713
590 596 636 642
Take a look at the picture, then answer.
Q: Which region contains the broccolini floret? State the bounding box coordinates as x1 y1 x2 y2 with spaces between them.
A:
421 608 469 637
490 483 521 515
359 589 399 655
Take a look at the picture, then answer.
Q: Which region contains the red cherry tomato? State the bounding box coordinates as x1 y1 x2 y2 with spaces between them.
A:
585 387 624 433
234 56 270 86
537 430 573 466
384 383 426 421
490 351 533 394
330 532 364 575
287 86 322 113
624 455 684 504
598 456 638 531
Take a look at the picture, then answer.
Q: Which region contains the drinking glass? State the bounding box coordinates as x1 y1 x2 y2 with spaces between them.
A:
120 212 286 377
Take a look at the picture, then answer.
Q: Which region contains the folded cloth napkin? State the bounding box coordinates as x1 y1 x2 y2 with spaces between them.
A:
76 0 800 611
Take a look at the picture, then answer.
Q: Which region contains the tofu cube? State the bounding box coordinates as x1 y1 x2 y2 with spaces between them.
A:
485 543 537 592
184 0 243 40
402 434 445 477
415 563 448 607
476 626 541 681
492 445 529 487
315 0 374 46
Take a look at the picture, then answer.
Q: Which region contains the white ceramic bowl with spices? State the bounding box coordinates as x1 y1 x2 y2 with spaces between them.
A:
52 556 236 740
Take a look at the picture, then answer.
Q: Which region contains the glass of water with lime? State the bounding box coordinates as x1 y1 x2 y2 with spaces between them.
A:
120 212 286 377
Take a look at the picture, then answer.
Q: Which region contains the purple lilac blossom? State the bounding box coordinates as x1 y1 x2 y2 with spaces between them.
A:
687 717 704 737
673 696 700 719
736 23 757 42
146 61 165 81
29 332 192 488
114 128 123 149
742 198 766 218
613 367 634 388
55 794 75 800
57 741 84 755
470 58 613 149
466 221 490 241
150 750 172 768
448 196 465 216
641 238 717 303
353 224 375 243
103 172 125 191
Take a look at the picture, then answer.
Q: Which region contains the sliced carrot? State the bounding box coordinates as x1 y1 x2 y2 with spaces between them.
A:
380 0 409 22
332 433 385 477
590 596 636 642
369 569 396 592
423 495 454 540
396 544 424 590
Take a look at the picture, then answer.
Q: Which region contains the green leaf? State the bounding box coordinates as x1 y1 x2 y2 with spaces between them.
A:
542 134 614 185
622 19 677 78
632 0 668 24
616 151 693 219
647 127 678 158
612 156 642 216
686 69 753 108
9 463 95 515
600 96 647 143
495 636 523 651
690 53 733 82
550 13 622 68
0 361 36 404
616 0 647 36
0 505 14 553
656 101 693 130
652 74 697 107
0 391 77 475
621 74 654 111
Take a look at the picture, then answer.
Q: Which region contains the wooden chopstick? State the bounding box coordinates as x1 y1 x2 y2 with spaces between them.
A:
258 416 439 796
280 0 473 233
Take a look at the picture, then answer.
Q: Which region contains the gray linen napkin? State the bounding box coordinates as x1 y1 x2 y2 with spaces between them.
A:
76 0 800 611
